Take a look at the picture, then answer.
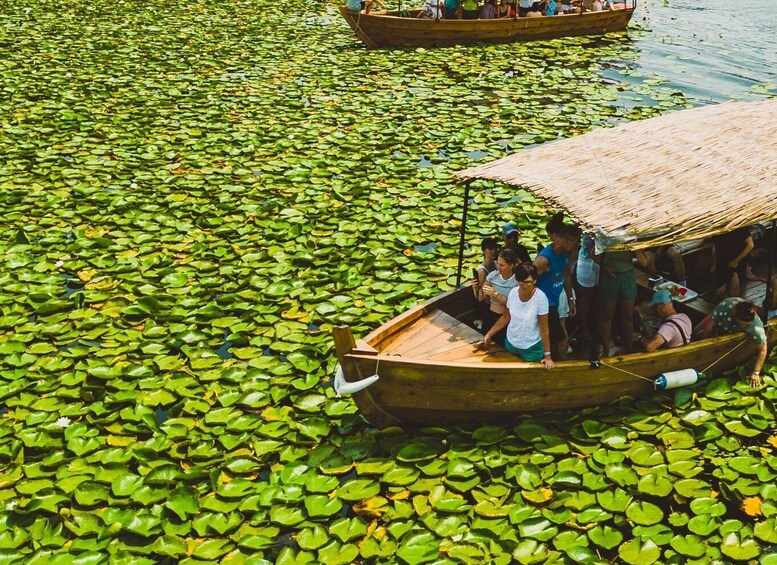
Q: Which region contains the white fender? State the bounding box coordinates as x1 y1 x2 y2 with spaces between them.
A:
334 363 379 397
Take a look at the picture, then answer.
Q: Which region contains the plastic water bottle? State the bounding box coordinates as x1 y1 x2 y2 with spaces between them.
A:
655 368 698 390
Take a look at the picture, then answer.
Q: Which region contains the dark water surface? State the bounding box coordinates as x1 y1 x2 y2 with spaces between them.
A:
631 0 777 102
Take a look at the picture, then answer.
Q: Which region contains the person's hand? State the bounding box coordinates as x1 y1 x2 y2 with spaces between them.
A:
567 299 576 318
477 335 493 348
728 259 739 269
541 356 554 370
748 371 761 387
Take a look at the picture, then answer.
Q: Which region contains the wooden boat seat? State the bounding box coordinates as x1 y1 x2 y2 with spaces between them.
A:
380 309 518 363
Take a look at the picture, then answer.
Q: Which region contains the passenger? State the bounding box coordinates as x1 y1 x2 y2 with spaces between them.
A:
534 225 581 360
471 237 499 302
599 249 649 356
480 0 497 18
576 234 599 341
419 0 444 18
644 245 687 288
478 262 554 369
497 0 511 17
444 0 459 18
640 290 692 351
561 0 575 13
544 0 557 15
518 0 533 16
692 298 767 387
713 227 754 300
592 0 603 10
502 221 532 263
461 0 479 18
480 249 518 345
543 212 575 339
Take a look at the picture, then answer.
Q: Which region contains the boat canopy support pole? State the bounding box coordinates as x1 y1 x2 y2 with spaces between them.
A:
764 219 776 311
456 180 472 287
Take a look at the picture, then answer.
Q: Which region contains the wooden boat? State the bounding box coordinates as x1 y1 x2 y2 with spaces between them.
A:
332 100 777 427
338 5 635 49
333 289 776 427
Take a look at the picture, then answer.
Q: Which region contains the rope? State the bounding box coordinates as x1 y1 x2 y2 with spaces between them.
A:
700 337 749 373
598 360 655 382
598 335 751 384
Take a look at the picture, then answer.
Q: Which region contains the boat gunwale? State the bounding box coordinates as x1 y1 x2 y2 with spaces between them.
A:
354 286 775 371
342 6 634 24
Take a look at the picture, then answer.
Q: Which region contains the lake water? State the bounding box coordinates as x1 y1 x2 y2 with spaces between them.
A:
627 0 777 102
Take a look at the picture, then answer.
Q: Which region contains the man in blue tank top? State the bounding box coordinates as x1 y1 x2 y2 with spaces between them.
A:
534 225 580 360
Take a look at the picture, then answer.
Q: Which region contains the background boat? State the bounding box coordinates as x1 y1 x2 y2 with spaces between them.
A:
339 5 635 48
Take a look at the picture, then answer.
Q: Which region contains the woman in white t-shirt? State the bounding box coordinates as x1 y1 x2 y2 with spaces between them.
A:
479 262 554 369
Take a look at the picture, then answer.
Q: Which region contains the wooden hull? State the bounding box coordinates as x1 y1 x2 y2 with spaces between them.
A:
333 287 774 427
338 6 635 48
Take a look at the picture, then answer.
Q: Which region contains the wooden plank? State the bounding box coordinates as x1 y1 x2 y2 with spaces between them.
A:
381 309 457 355
396 313 482 357
388 310 468 356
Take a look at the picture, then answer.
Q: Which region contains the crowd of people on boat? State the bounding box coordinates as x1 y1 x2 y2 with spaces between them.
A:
417 0 619 19
471 215 771 387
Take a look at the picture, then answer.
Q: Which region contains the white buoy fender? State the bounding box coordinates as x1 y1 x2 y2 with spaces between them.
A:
334 363 379 397
655 368 699 390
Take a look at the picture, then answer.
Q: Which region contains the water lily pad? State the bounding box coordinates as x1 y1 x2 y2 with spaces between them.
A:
618 538 661 564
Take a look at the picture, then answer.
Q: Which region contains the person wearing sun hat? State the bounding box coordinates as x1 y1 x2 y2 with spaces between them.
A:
640 289 692 352
693 297 767 387
501 221 531 264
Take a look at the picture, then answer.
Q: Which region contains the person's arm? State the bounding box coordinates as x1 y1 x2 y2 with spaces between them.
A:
538 314 554 370
483 285 508 306
634 249 650 268
729 236 754 268
564 266 576 318
749 342 767 386
479 310 510 346
533 255 549 276
472 269 487 302
641 333 666 353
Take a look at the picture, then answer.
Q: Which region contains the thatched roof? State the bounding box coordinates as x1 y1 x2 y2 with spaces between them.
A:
456 99 777 251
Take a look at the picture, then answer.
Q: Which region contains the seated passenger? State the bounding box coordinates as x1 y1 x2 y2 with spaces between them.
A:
713 227 754 300
644 244 687 287
444 0 459 18
480 0 497 18
518 0 534 16
544 0 557 15
640 290 692 351
419 0 444 18
480 249 519 344
497 0 511 17
471 237 499 302
479 262 554 369
461 0 479 18
592 0 603 10
693 298 767 387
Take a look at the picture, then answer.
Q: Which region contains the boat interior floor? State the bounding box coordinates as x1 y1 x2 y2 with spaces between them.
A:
380 309 517 363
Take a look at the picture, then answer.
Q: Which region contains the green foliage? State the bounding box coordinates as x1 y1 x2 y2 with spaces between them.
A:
0 0 774 561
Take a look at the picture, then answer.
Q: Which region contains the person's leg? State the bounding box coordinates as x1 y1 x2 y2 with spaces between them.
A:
666 246 686 285
728 267 740 298
600 301 616 357
577 285 594 339
547 307 567 360
618 299 636 353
